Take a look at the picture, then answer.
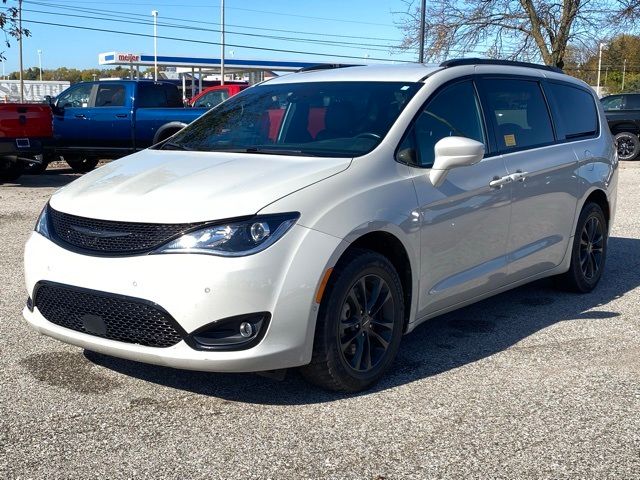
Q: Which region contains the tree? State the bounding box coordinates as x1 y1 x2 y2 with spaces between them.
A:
395 0 633 68
0 0 30 60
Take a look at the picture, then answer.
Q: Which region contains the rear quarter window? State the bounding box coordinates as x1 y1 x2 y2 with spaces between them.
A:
546 83 598 140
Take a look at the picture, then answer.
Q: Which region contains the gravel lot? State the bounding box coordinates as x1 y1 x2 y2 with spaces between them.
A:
1 162 639 479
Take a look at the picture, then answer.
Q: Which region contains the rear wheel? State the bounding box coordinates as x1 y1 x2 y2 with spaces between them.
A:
555 202 607 293
615 132 640 160
65 154 99 173
0 160 24 183
300 249 404 392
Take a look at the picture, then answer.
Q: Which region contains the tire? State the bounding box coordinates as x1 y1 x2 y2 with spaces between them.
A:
614 132 640 161
300 249 405 392
23 159 49 175
0 160 24 183
65 155 99 173
555 202 608 293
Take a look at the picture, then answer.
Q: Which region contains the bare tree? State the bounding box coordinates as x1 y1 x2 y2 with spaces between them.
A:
395 0 627 68
0 0 29 60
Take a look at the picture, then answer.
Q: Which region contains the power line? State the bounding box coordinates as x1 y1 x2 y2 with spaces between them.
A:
26 0 402 42
28 0 394 26
18 17 415 63
17 5 396 52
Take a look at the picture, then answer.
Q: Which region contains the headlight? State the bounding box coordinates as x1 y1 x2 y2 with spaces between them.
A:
34 204 51 239
153 212 299 257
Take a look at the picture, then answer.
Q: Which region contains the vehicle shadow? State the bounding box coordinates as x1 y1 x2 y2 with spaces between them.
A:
85 236 640 405
4 169 80 189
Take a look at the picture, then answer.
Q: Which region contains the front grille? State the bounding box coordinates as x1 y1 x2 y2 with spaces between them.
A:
34 282 185 348
49 207 204 255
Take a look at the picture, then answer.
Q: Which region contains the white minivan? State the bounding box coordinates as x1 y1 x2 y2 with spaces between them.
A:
24 60 618 391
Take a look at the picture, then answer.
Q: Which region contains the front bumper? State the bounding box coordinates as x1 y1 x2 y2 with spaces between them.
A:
23 224 343 372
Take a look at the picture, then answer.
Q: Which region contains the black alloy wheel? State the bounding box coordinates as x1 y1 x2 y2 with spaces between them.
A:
579 216 605 281
339 274 395 373
615 132 640 161
555 202 608 293
300 249 404 392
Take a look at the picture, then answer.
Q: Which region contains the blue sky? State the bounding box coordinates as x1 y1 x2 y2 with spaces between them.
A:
3 0 417 73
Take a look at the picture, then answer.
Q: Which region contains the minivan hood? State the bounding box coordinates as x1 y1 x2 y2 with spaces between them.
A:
50 150 351 223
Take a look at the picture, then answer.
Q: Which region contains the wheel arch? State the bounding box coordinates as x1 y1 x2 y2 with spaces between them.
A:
582 188 610 227
331 230 415 332
152 122 187 144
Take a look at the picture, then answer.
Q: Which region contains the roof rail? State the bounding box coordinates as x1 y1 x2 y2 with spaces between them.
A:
440 58 563 74
297 64 361 73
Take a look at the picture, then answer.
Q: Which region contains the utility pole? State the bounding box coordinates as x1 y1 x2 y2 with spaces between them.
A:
596 42 605 97
622 58 627 92
152 10 158 81
18 0 24 102
37 49 42 81
418 0 426 63
220 0 225 86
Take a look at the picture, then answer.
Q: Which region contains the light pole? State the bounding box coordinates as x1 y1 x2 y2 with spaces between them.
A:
18 0 24 102
596 42 605 97
151 10 158 81
622 58 627 92
220 0 225 86
418 0 426 63
37 49 42 81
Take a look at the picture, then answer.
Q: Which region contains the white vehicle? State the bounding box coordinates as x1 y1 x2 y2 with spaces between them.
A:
24 60 618 391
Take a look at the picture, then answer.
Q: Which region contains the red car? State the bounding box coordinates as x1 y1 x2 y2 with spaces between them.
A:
189 84 249 108
0 103 52 182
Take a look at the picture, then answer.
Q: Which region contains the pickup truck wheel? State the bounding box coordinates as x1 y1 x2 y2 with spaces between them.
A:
614 132 640 160
0 161 24 183
65 155 99 173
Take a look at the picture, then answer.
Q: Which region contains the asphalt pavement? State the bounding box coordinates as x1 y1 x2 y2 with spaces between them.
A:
1 162 639 479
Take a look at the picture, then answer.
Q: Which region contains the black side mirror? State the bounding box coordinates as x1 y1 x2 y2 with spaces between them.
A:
396 147 416 165
44 95 53 105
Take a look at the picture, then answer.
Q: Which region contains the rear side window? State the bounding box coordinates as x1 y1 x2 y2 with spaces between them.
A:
480 79 554 151
95 84 126 107
625 94 640 109
137 83 183 108
546 83 598 140
399 80 485 168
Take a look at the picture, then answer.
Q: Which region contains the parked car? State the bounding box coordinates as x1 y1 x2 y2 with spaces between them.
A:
189 83 249 108
601 93 640 160
24 60 617 392
0 103 52 183
48 80 208 172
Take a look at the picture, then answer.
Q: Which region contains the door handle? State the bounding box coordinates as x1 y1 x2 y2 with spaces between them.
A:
74 114 87 119
115 113 128 118
510 171 529 182
489 175 513 188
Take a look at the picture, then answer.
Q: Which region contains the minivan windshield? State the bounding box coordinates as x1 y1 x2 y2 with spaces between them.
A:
164 81 422 157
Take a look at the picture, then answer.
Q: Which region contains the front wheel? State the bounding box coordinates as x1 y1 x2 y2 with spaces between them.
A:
65 155 99 173
615 132 640 160
555 202 607 293
300 249 405 392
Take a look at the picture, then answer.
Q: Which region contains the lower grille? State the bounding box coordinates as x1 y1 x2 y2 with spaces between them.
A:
34 282 185 348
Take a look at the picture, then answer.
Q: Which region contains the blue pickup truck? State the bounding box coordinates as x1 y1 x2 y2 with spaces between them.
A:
48 80 209 172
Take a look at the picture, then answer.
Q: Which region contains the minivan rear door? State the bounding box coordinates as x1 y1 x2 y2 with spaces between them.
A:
477 77 579 283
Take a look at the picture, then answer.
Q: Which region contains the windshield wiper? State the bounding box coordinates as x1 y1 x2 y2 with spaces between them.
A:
243 147 316 156
159 142 192 151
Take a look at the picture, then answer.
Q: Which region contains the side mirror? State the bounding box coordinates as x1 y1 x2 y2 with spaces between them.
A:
429 136 485 187
44 95 53 105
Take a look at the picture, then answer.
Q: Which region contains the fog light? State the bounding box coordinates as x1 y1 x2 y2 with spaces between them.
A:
239 321 254 338
188 312 271 351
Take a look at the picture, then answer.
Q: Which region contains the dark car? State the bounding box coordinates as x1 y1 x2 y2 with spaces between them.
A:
601 93 640 160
